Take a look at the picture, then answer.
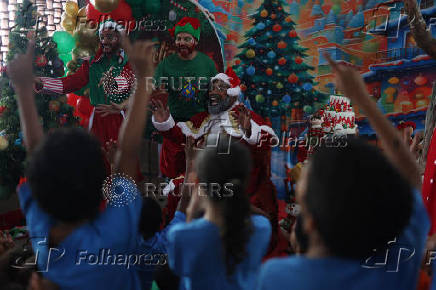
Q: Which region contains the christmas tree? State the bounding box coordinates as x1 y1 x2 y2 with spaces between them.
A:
0 0 78 199
233 0 325 120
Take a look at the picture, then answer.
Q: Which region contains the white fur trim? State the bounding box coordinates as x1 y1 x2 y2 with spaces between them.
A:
162 179 175 196
152 115 175 131
242 119 278 145
211 73 231 86
99 20 125 35
227 87 241 97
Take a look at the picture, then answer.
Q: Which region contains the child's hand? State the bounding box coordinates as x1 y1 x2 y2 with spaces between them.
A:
7 40 35 90
324 53 370 107
121 36 156 79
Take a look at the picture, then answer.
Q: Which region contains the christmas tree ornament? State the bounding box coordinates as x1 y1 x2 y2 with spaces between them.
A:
267 90 272 95
267 51 276 59
303 83 313 91
169 10 177 21
255 94 265 103
273 24 282 32
285 16 293 23
0 106 5 115
288 73 298 83
303 105 313 113
256 22 266 30
272 100 279 106
261 9 268 17
278 41 287 49
271 14 277 19
266 68 273 76
248 38 256 45
278 57 287 65
36 55 48 67
289 30 298 37
246 49 256 58
295 56 303 64
235 59 241 65
282 94 291 104
240 84 247 91
276 82 284 89
90 0 120 13
246 66 256 76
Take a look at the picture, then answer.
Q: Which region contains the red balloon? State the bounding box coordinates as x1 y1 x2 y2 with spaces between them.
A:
67 93 80 107
76 96 93 117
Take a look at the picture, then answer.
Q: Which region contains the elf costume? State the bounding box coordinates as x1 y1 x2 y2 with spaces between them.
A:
37 21 135 146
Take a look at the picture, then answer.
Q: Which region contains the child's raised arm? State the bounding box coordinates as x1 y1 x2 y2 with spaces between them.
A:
7 40 43 155
325 54 420 188
114 37 155 178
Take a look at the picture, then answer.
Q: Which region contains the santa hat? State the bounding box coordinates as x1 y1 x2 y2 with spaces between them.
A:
211 67 241 97
397 121 416 130
98 19 125 36
169 17 201 41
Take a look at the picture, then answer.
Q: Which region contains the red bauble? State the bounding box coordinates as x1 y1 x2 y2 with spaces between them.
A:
288 73 298 84
240 84 247 91
266 68 273 76
251 84 256 88
76 96 93 117
273 24 282 32
235 59 241 65
277 41 287 49
271 14 277 19
0 106 5 114
36 55 48 67
289 30 298 38
295 56 303 64
278 57 287 65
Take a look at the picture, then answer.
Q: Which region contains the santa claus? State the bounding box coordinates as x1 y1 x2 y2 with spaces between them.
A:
151 68 285 256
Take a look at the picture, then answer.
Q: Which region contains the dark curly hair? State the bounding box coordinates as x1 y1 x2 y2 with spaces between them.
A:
26 128 106 222
305 138 413 259
196 139 253 277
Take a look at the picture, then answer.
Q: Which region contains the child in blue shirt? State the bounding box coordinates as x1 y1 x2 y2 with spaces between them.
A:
257 55 430 290
167 138 272 290
8 37 157 289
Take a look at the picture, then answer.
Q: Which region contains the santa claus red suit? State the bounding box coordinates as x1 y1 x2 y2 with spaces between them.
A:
153 70 284 255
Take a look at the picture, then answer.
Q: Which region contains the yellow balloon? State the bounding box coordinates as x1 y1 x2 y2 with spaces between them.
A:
61 13 77 32
90 0 120 13
65 1 79 17
77 7 87 17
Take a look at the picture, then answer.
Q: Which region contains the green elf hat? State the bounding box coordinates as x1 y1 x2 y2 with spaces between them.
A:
169 17 201 41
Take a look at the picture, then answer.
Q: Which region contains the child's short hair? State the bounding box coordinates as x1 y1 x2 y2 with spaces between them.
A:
305 138 413 259
26 128 105 222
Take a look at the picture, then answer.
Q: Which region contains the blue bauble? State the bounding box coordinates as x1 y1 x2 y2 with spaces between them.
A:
267 51 276 59
303 83 313 91
256 22 266 30
248 38 256 45
246 66 256 76
267 89 272 95
282 94 291 104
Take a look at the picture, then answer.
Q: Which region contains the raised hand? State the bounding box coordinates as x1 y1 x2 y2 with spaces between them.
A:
324 53 370 107
151 98 170 123
231 105 252 136
7 39 35 90
121 35 156 79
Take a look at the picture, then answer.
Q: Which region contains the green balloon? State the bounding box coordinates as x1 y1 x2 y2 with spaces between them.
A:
58 53 72 67
52 31 76 54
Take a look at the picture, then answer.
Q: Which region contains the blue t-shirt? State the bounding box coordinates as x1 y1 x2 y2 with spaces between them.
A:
257 189 430 290
18 177 143 290
135 211 186 290
167 214 271 290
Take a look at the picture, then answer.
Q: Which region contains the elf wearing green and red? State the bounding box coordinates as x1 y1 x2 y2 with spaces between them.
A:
36 20 135 146
154 16 218 178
